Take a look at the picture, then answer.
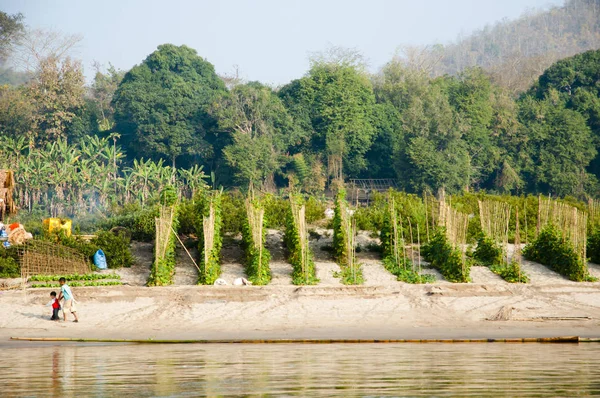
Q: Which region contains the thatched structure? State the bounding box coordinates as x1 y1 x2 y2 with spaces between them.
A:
0 170 16 218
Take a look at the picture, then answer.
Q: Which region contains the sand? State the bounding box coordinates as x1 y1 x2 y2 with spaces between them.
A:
1 233 600 341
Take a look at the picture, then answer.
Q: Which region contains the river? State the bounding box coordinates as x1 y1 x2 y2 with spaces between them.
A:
1 342 599 397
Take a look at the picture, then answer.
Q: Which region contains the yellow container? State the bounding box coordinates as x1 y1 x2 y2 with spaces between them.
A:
43 218 72 237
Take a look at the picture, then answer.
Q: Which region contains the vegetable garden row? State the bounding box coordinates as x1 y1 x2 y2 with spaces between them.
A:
4 188 600 286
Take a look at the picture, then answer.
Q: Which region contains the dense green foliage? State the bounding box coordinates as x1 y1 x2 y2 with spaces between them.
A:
50 229 133 269
422 229 471 283
587 226 600 264
147 187 179 286
197 191 223 285
31 281 122 288
284 195 318 285
380 198 433 283
473 234 503 267
0 246 20 278
523 224 595 282
332 189 349 265
241 198 271 285
91 230 134 269
113 44 226 168
473 233 529 283
29 273 121 281
490 262 530 284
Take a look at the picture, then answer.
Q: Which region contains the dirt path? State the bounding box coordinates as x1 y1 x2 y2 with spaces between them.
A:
470 266 505 284
219 236 247 284
116 241 152 286
266 229 293 285
174 238 199 285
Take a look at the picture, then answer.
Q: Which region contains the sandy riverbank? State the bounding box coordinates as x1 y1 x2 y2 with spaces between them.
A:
2 229 600 342
1 281 600 341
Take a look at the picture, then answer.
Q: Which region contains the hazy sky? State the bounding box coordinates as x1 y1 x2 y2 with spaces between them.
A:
3 0 564 85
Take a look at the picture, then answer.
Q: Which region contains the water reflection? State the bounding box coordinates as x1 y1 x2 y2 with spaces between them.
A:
0 342 599 397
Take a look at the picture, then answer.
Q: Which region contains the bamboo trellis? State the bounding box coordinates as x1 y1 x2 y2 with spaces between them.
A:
155 206 175 263
290 197 311 284
438 195 469 249
478 200 511 264
538 196 587 261
202 203 216 269
245 199 265 273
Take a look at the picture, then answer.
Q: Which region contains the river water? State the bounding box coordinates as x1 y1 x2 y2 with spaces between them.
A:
1 342 599 397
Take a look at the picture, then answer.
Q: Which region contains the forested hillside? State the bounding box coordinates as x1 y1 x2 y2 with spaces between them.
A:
1 4 600 219
420 0 600 94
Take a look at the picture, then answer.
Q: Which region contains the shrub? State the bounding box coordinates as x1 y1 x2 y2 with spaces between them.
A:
177 198 200 236
332 189 348 264
284 195 318 285
332 189 363 285
587 225 600 264
380 198 433 284
221 191 246 234
473 234 503 267
305 196 326 224
197 191 223 285
490 262 529 283
422 229 471 283
101 205 159 242
241 198 271 285
523 224 595 282
263 194 289 229
382 257 434 284
91 230 134 269
0 247 20 278
147 187 179 286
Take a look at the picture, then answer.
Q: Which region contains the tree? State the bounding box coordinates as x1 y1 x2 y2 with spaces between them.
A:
0 85 34 139
214 82 298 190
519 92 596 197
0 11 24 63
445 68 501 189
27 56 85 142
90 62 125 131
113 44 226 168
374 60 471 193
280 58 375 182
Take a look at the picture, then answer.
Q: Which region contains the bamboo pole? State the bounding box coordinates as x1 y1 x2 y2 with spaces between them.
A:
9 336 583 344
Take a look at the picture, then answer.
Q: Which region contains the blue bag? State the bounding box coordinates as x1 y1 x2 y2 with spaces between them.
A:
93 249 107 269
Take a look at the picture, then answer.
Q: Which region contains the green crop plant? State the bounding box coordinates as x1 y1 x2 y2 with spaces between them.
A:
422 229 471 283
332 189 348 265
473 234 503 267
29 273 121 282
381 197 433 284
241 196 271 285
197 190 223 285
147 186 179 286
524 224 596 282
332 188 363 285
0 246 20 278
490 262 529 283
284 195 318 285
31 281 122 288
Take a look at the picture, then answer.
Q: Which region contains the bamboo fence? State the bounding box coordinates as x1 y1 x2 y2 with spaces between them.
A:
19 240 91 279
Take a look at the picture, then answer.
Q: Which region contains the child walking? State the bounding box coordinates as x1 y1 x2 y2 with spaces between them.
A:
58 277 79 323
46 291 61 321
